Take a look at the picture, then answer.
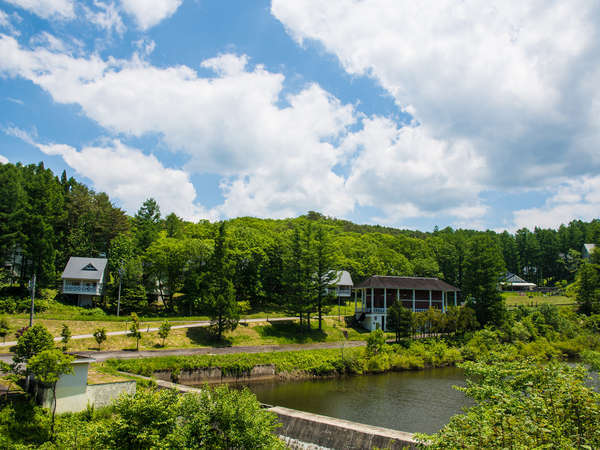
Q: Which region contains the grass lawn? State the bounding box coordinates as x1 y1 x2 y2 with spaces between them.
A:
86 368 129 385
503 292 576 307
64 317 375 352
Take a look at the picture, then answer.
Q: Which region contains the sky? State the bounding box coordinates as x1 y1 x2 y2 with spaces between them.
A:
0 1 599 232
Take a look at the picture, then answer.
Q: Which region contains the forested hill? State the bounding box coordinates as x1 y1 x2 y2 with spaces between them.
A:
1 161 599 309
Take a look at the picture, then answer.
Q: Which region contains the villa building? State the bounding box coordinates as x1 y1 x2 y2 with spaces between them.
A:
61 257 108 307
499 272 536 291
583 243 597 260
354 275 460 331
324 270 354 300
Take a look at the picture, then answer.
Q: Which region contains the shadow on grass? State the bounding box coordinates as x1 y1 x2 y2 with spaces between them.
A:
255 320 327 344
185 326 233 347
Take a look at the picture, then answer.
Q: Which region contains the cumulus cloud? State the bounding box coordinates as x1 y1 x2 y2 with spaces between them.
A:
0 154 8 164
0 33 491 223
272 0 600 191
513 177 600 230
4 0 74 19
344 117 486 221
120 0 181 30
6 127 212 220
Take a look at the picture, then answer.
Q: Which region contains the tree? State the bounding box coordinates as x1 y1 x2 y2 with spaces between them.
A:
0 317 9 343
463 234 506 326
133 198 161 253
60 324 70 351
576 262 600 315
27 348 74 439
387 302 413 343
207 223 239 339
128 313 142 351
366 329 386 356
13 323 54 365
158 320 171 347
312 225 337 330
93 328 107 351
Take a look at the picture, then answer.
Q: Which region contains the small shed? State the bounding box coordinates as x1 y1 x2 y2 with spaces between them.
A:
499 272 536 291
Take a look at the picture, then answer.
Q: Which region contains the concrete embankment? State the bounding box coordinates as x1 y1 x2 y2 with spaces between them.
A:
270 406 418 450
153 364 279 384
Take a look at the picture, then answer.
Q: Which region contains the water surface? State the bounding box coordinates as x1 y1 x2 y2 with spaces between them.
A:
247 367 471 434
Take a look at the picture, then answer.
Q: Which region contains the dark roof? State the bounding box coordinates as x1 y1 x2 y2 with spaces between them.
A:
355 276 459 291
62 257 107 280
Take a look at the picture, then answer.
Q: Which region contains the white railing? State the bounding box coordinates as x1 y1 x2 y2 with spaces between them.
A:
355 307 386 314
63 285 101 295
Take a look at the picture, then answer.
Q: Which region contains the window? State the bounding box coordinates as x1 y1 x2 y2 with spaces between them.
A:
82 263 97 271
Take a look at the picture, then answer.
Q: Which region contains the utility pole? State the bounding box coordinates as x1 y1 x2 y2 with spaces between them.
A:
29 273 36 327
116 266 123 317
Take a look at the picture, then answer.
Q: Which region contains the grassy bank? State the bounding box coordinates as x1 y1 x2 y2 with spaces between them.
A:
503 291 575 307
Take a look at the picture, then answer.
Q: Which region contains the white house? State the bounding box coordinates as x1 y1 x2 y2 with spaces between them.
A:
61 257 108 307
354 275 460 331
325 270 354 299
583 243 597 260
499 272 537 291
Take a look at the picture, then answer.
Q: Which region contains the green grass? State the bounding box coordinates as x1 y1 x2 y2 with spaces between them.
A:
502 292 576 307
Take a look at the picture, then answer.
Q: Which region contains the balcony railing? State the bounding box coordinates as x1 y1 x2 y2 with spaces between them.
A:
355 307 386 314
63 284 101 295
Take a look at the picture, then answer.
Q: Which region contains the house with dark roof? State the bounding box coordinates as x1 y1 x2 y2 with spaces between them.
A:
354 275 460 331
61 257 108 307
499 272 536 291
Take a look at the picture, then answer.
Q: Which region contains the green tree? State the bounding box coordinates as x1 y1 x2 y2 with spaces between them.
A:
27 349 74 438
312 225 337 330
0 317 9 343
128 313 142 351
60 324 70 352
207 223 239 340
133 198 161 253
387 302 413 343
576 262 600 315
464 234 506 326
93 328 107 350
366 329 386 356
13 323 54 365
158 320 171 347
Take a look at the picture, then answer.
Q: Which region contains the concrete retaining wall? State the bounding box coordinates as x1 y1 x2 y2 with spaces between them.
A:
269 406 418 450
153 364 277 384
86 381 136 408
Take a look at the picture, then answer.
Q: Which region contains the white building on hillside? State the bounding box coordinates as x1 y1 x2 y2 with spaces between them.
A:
583 243 597 260
325 270 354 299
61 257 108 307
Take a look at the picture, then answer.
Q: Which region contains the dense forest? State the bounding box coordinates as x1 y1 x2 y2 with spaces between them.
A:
1 161 599 317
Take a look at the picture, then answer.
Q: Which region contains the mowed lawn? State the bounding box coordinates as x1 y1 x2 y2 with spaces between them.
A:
64 317 372 352
503 293 575 307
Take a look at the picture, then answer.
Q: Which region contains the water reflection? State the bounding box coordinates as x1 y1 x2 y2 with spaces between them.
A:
246 367 472 434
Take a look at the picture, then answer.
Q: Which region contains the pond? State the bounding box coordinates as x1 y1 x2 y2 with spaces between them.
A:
246 366 472 434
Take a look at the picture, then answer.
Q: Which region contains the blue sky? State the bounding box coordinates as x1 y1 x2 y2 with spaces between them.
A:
1 0 599 231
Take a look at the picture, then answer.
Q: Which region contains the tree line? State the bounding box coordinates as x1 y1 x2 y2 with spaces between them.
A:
1 162 600 323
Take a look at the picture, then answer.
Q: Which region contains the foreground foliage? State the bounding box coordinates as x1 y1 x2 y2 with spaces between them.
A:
417 358 600 449
0 386 284 449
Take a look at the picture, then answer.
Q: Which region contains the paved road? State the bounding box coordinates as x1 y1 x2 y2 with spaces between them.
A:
0 340 365 363
0 316 304 348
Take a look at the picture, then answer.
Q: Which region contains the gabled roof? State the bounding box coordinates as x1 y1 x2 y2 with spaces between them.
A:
355 275 459 291
330 270 353 286
500 272 536 287
584 243 597 254
62 257 107 281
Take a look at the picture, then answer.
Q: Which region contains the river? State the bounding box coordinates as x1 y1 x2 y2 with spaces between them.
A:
246 366 471 434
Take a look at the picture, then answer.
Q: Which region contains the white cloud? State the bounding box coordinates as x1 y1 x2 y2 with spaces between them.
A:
272 1 600 191
0 9 20 35
29 31 67 52
513 176 600 230
120 0 181 30
0 154 8 164
344 117 486 221
0 33 492 223
4 0 74 19
6 127 212 220
85 1 125 35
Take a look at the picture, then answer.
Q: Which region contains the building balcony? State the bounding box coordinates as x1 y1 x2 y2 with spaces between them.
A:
63 284 102 296
355 307 386 314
